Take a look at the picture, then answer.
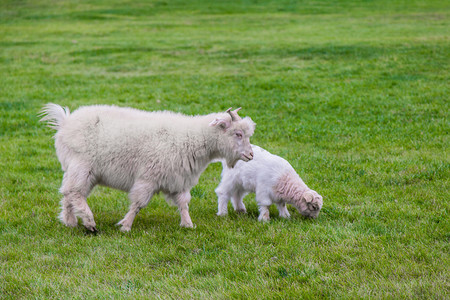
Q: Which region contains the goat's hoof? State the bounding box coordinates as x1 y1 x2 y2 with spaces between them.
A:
235 208 247 214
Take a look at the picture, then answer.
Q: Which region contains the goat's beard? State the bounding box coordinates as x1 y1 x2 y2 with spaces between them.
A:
225 152 241 168
226 157 238 168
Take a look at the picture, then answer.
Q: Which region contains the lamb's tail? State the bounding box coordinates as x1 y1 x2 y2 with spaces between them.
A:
39 103 70 130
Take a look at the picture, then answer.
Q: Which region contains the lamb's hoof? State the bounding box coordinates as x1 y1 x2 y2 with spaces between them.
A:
258 210 270 222
120 225 131 232
116 219 132 232
60 214 78 227
258 214 270 222
63 220 78 228
180 222 195 228
235 208 247 214
217 212 228 217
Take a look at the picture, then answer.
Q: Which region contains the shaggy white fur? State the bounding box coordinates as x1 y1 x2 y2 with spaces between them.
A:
40 104 255 232
215 145 323 221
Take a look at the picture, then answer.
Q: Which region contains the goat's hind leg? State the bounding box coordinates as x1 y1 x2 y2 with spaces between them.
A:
59 194 77 228
59 165 97 232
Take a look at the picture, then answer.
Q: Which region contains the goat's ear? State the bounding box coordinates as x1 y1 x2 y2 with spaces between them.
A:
209 118 230 130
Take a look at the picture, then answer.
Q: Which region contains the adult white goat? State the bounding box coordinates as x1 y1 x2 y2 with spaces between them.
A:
40 104 255 232
215 145 322 221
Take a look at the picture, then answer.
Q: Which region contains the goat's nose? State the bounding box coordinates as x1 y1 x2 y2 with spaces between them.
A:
249 151 254 158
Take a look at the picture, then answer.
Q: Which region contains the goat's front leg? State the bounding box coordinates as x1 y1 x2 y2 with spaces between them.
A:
175 191 194 228
118 181 155 232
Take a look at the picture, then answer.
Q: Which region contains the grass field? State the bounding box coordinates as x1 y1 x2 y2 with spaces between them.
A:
1 0 449 298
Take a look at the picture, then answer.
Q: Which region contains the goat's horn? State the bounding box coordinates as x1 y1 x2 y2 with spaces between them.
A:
227 107 242 121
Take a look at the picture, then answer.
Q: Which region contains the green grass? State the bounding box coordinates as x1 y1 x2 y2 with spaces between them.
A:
1 0 449 298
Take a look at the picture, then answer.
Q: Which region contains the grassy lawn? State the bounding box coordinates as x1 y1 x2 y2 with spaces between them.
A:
1 0 448 298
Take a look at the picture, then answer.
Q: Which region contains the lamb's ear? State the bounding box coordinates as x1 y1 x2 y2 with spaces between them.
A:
209 118 230 130
303 191 314 203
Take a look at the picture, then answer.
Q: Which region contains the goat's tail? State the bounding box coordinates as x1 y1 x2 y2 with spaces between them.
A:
39 103 70 130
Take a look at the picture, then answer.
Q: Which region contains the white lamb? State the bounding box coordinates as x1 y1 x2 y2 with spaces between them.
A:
215 145 323 221
40 104 255 232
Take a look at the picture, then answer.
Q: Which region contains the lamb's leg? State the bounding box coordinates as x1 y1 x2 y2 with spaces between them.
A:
258 206 270 222
217 194 230 216
231 190 246 214
215 185 231 216
59 166 96 231
276 203 290 219
118 181 155 232
175 191 194 228
256 189 271 222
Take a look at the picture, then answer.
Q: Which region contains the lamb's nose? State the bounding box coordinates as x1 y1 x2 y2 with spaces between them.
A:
249 151 254 158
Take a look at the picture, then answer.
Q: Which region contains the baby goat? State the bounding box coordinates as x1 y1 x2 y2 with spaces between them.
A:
215 145 322 221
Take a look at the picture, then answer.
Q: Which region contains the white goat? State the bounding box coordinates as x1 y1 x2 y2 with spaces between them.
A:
40 104 255 232
215 145 322 221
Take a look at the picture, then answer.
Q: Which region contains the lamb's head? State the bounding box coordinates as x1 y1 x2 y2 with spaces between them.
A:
209 107 255 168
295 190 323 219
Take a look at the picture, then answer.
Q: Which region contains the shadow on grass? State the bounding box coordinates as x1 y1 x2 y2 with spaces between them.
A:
201 44 391 61
70 47 156 57
68 44 388 61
